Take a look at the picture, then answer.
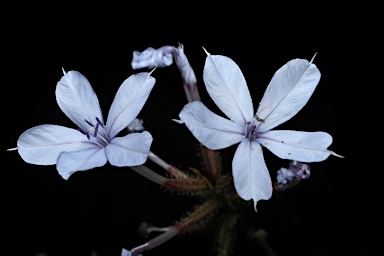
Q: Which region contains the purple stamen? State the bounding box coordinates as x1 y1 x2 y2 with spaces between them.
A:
79 117 107 143
246 122 257 141
78 128 91 140
94 123 99 137
78 127 87 135
85 119 94 127
96 117 104 128
93 117 105 137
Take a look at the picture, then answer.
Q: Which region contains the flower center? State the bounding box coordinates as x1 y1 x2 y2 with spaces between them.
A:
245 120 258 141
78 117 109 147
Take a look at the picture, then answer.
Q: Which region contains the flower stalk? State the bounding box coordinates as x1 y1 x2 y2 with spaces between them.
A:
123 198 219 256
128 226 179 256
129 165 167 186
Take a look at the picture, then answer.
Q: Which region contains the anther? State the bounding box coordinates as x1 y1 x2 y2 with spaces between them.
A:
93 117 105 137
85 119 94 127
96 117 104 128
94 123 99 137
78 128 91 140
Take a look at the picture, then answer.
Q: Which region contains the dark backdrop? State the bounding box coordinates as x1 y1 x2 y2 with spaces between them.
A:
2 19 379 256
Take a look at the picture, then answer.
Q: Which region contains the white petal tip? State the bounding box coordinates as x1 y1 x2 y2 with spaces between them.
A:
332 151 344 158
172 119 184 124
149 67 156 75
58 171 71 180
202 46 210 56
61 67 66 75
7 147 18 151
310 52 318 63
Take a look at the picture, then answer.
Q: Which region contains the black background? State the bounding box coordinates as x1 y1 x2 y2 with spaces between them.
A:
2 13 380 256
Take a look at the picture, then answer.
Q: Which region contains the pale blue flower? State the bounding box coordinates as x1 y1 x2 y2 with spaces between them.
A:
176 50 342 210
14 70 155 180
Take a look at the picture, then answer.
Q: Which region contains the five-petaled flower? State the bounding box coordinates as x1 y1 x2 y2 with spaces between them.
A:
12 69 155 180
176 49 342 210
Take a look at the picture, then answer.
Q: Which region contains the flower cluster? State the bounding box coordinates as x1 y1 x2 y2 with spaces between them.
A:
9 44 342 256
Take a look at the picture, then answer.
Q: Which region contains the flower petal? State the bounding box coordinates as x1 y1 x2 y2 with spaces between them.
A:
232 140 272 211
105 131 153 167
121 249 132 256
56 147 107 180
257 58 321 132
257 130 340 162
178 101 244 150
204 54 254 124
174 44 197 86
56 71 104 132
17 124 94 165
106 72 155 139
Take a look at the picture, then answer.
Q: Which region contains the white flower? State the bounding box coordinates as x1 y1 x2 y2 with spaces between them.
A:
14 70 155 180
176 50 341 210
